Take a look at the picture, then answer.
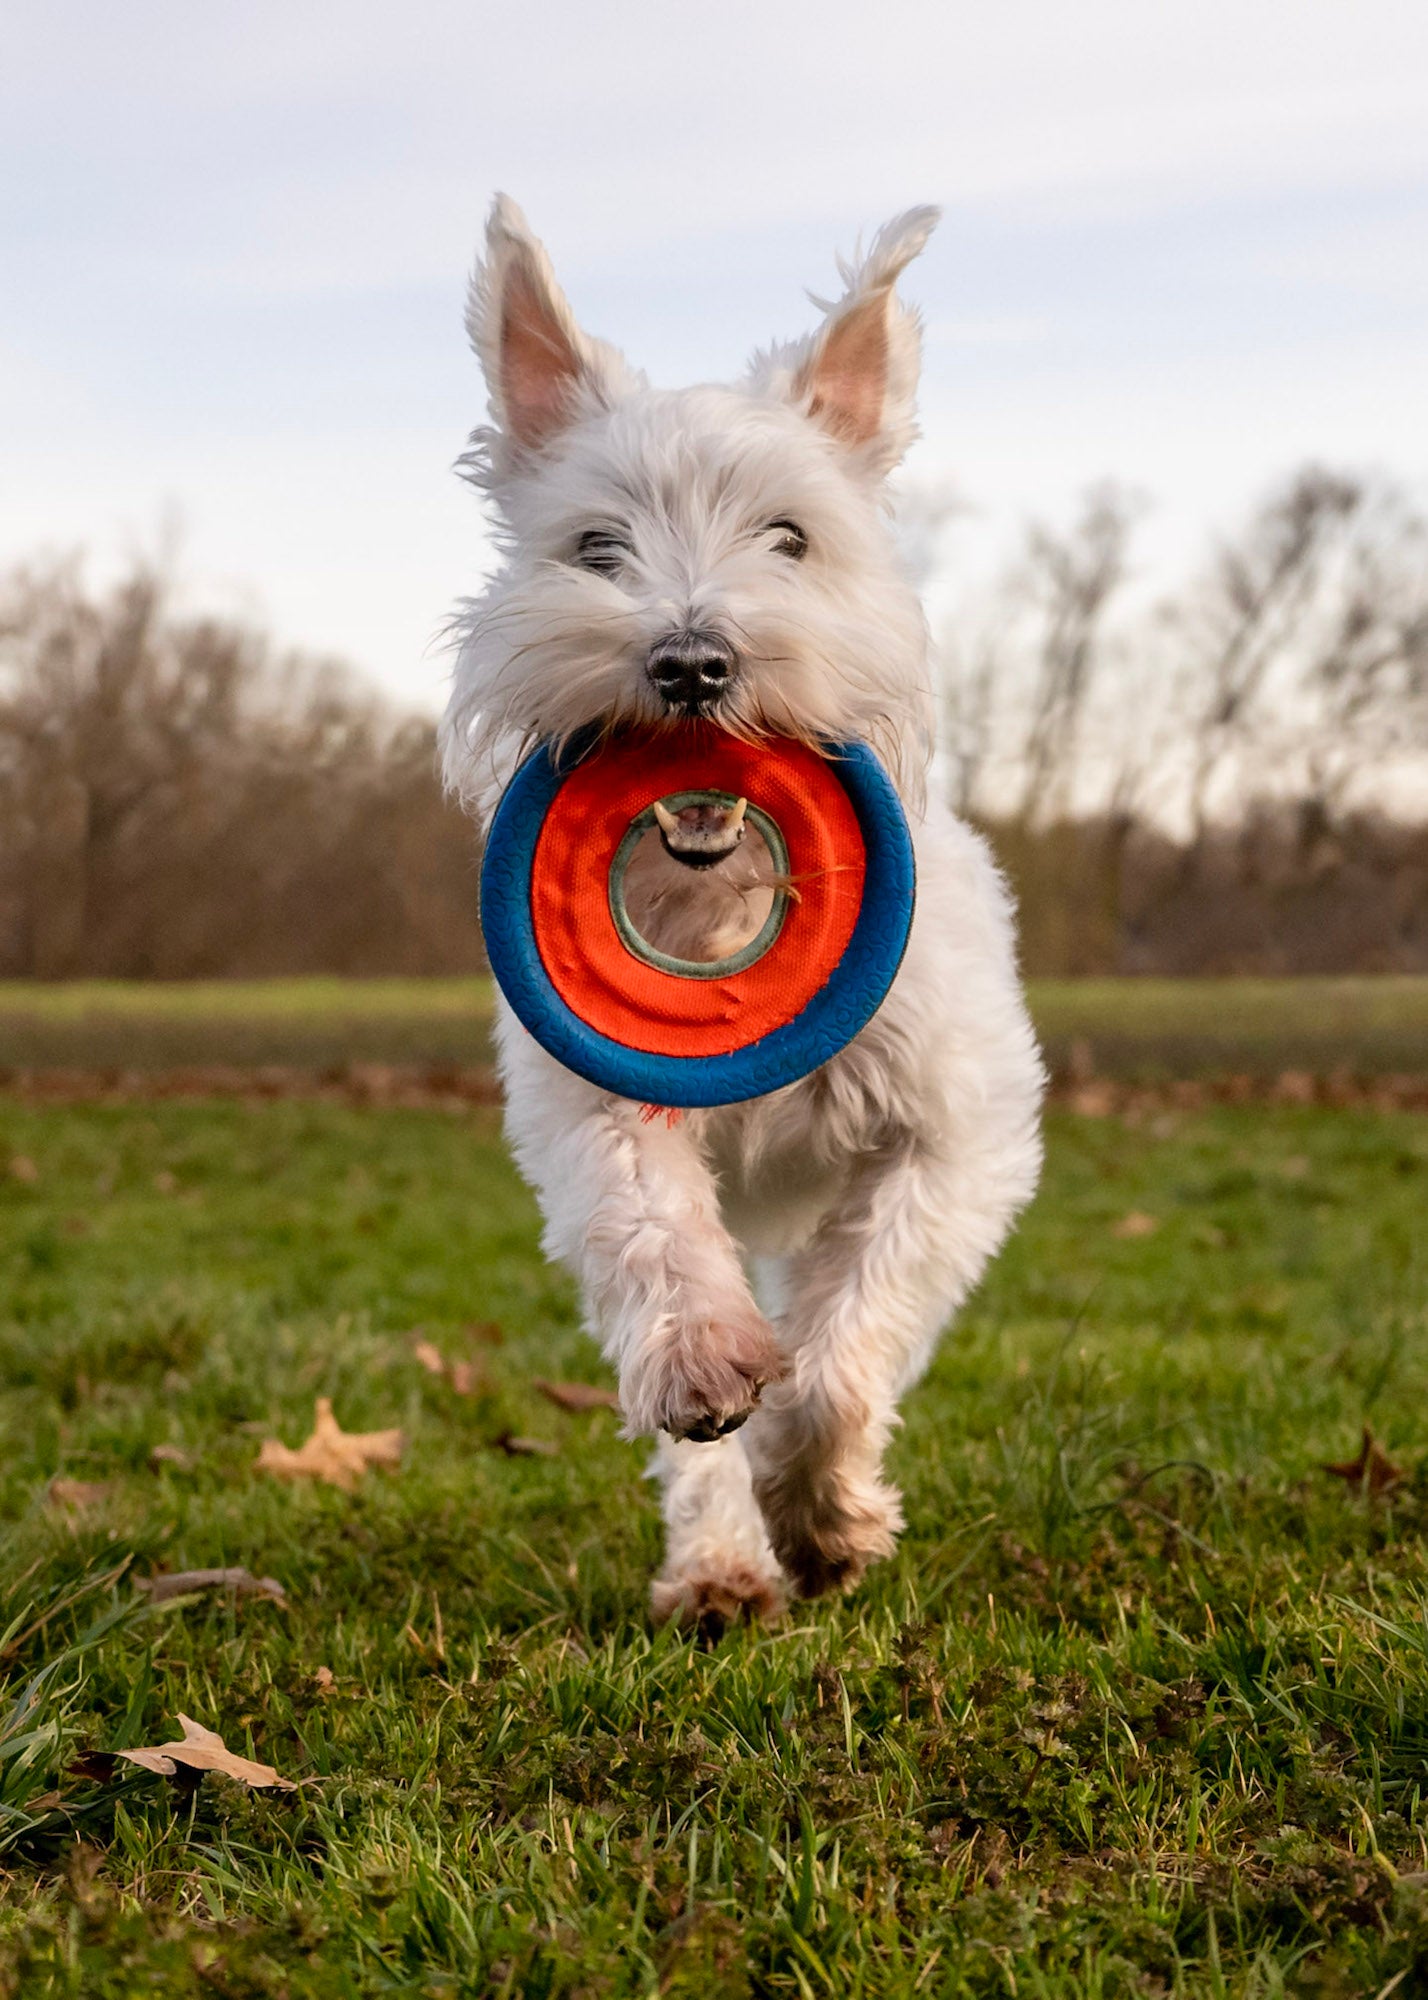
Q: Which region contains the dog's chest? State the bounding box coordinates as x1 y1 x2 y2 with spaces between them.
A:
700 1101 849 1257
619 835 777 966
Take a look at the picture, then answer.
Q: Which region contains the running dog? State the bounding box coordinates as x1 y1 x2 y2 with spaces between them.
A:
441 197 1044 1629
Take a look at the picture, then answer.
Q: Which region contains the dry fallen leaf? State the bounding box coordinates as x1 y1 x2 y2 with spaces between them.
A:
533 1378 620 1414
1112 1211 1160 1239
48 1477 110 1512
149 1443 192 1471
492 1432 558 1458
410 1335 483 1396
115 1714 297 1791
313 1666 335 1694
8 1155 39 1183
1322 1426 1403 1496
135 1567 286 1605
256 1398 404 1491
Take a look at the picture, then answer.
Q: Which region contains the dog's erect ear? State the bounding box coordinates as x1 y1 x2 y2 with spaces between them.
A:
756 206 940 476
467 194 632 459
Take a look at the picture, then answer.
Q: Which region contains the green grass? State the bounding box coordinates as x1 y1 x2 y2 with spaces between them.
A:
1 1097 1427 1995
2 975 1427 1077
1029 976 1428 1081
0 979 497 1073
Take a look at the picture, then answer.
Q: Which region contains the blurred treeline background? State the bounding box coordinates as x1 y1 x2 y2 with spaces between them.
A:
0 561 484 980
4 461 1426 981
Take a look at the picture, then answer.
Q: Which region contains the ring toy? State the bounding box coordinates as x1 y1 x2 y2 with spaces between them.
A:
480 724 915 1108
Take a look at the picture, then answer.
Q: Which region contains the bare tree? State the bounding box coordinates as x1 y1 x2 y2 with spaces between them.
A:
1173 468 1363 842
939 619 1004 818
928 464 1428 974
934 484 1141 825
0 559 484 978
1014 484 1140 827
1293 485 1428 835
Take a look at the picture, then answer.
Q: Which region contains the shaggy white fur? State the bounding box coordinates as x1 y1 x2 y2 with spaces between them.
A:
442 195 1045 1628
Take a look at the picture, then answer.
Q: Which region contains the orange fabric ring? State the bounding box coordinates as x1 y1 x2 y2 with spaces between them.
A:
529 726 866 1058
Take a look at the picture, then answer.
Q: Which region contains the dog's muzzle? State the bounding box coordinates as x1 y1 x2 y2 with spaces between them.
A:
652 795 748 868
646 630 736 714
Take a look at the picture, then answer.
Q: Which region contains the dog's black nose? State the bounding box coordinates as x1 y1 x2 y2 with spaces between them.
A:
646 631 737 713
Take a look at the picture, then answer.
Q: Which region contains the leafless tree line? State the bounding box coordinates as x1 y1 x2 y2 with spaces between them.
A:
932 466 1428 972
2 465 1425 980
0 560 483 978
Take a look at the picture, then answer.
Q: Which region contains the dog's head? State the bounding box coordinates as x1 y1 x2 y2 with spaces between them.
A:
443 196 940 817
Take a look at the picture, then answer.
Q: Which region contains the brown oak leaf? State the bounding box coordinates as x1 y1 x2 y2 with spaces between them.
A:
533 1378 620 1414
492 1432 558 1457
115 1714 297 1791
1322 1427 1403 1496
256 1398 403 1491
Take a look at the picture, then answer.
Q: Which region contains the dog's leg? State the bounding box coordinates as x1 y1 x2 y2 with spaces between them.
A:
649 1433 785 1635
745 1134 1026 1597
502 1038 784 1443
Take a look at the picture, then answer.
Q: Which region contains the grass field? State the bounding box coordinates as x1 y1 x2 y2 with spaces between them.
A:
0 980 499 1075
2 975 1427 1078
1 1091 1427 1995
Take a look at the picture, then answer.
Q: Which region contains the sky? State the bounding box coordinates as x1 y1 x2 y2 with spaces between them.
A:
3 0 1427 709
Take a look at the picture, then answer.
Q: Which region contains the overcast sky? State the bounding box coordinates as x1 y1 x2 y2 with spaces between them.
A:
4 1 1426 707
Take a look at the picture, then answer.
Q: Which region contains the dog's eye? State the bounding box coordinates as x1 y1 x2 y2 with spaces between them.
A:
573 529 631 579
767 519 808 561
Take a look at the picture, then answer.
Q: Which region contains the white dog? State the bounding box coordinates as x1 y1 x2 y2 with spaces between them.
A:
442 197 1044 1631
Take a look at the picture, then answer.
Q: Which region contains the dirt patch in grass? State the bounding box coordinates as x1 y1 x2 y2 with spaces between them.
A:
3 1061 1425 1114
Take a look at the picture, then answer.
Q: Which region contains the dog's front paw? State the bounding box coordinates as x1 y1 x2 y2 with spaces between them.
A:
755 1469 903 1599
650 1562 786 1641
621 1311 786 1443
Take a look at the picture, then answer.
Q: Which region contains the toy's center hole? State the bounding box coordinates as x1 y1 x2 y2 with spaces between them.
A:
609 791 792 979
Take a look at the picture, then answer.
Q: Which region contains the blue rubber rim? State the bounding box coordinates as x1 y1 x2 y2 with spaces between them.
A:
480 737 915 1108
